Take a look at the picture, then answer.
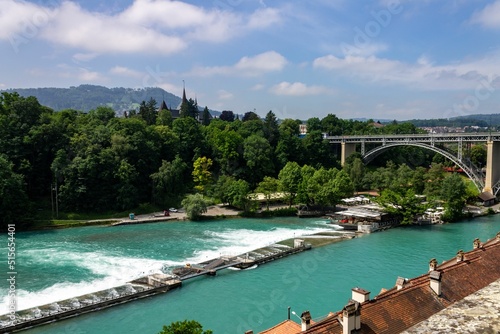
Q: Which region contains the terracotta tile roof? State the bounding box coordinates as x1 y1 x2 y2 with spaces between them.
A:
259 232 500 334
259 319 301 334
303 233 500 334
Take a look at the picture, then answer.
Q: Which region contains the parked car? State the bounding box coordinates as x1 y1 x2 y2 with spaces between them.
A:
169 208 178 213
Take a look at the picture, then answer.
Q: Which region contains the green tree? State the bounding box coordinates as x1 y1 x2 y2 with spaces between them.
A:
180 98 198 119
227 179 251 210
243 135 274 186
256 176 279 210
201 106 211 126
275 121 303 168
158 320 213 334
172 117 205 163
321 114 343 135
157 107 173 126
181 194 209 220
192 156 213 194
306 117 321 132
343 155 365 191
411 167 427 194
332 169 354 200
425 163 446 198
390 164 414 191
263 110 280 149
220 110 235 122
440 173 467 222
138 98 157 125
0 155 30 226
242 111 260 122
301 130 332 168
470 144 487 167
296 164 316 205
207 127 243 176
151 156 188 206
376 188 426 225
278 161 302 206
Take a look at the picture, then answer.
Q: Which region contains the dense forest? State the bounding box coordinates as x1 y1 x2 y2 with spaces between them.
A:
0 92 482 226
406 115 500 128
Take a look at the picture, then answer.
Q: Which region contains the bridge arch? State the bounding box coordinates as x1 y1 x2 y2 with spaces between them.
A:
362 142 485 193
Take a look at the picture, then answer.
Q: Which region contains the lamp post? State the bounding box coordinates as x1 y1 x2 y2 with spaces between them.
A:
291 310 301 321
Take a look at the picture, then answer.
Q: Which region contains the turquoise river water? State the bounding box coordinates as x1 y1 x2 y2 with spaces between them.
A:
1 216 499 334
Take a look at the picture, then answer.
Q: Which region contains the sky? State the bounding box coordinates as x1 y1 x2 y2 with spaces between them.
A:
1 0 500 120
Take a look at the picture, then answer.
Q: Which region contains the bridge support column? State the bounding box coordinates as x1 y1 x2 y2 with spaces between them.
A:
341 142 356 166
483 140 500 194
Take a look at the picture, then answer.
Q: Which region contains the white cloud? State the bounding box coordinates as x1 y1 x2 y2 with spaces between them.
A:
191 51 287 77
252 84 265 90
340 42 388 57
52 63 107 83
0 0 57 39
235 51 287 72
109 66 142 78
72 53 99 63
246 8 282 29
313 53 500 90
218 90 233 100
470 0 500 29
78 69 104 82
0 0 284 56
270 81 332 96
41 2 186 55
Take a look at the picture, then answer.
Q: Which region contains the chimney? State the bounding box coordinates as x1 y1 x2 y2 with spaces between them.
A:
429 270 442 296
429 258 438 272
395 276 407 290
351 287 370 303
340 300 361 334
473 238 482 249
456 250 465 262
300 311 312 331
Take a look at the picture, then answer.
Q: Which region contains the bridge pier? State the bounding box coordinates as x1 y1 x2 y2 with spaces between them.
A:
483 140 500 194
341 142 356 166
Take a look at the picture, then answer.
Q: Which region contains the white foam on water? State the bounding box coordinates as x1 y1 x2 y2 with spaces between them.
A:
1 220 334 315
188 225 332 263
329 224 345 230
0 250 184 315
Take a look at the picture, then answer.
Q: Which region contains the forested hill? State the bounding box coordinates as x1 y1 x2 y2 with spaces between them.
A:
406 114 500 127
1 85 182 114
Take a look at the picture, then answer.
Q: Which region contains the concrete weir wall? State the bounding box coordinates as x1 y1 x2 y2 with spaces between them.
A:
1 240 313 332
0 280 181 333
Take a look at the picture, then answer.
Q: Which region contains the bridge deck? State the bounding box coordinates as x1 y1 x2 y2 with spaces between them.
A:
326 132 500 143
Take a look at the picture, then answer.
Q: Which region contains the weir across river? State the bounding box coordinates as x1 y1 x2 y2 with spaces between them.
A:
0 238 315 332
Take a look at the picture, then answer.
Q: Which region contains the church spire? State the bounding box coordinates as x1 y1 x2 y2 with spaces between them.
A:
182 80 187 104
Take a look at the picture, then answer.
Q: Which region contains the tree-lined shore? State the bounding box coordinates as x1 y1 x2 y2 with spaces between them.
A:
0 92 482 227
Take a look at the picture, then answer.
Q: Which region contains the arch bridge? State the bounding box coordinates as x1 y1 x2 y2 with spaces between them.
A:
325 132 500 196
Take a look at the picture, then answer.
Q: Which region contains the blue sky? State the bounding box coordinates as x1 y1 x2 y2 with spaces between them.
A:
1 0 500 120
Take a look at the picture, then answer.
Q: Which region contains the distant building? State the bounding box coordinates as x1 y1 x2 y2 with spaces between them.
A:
299 124 308 136
157 85 212 124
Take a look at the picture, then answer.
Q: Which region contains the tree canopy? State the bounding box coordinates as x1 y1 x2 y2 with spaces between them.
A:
0 91 476 225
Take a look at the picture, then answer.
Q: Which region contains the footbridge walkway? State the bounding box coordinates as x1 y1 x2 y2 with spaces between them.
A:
325 132 500 195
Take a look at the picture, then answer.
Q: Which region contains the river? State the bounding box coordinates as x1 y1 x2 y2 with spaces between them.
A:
1 216 499 333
